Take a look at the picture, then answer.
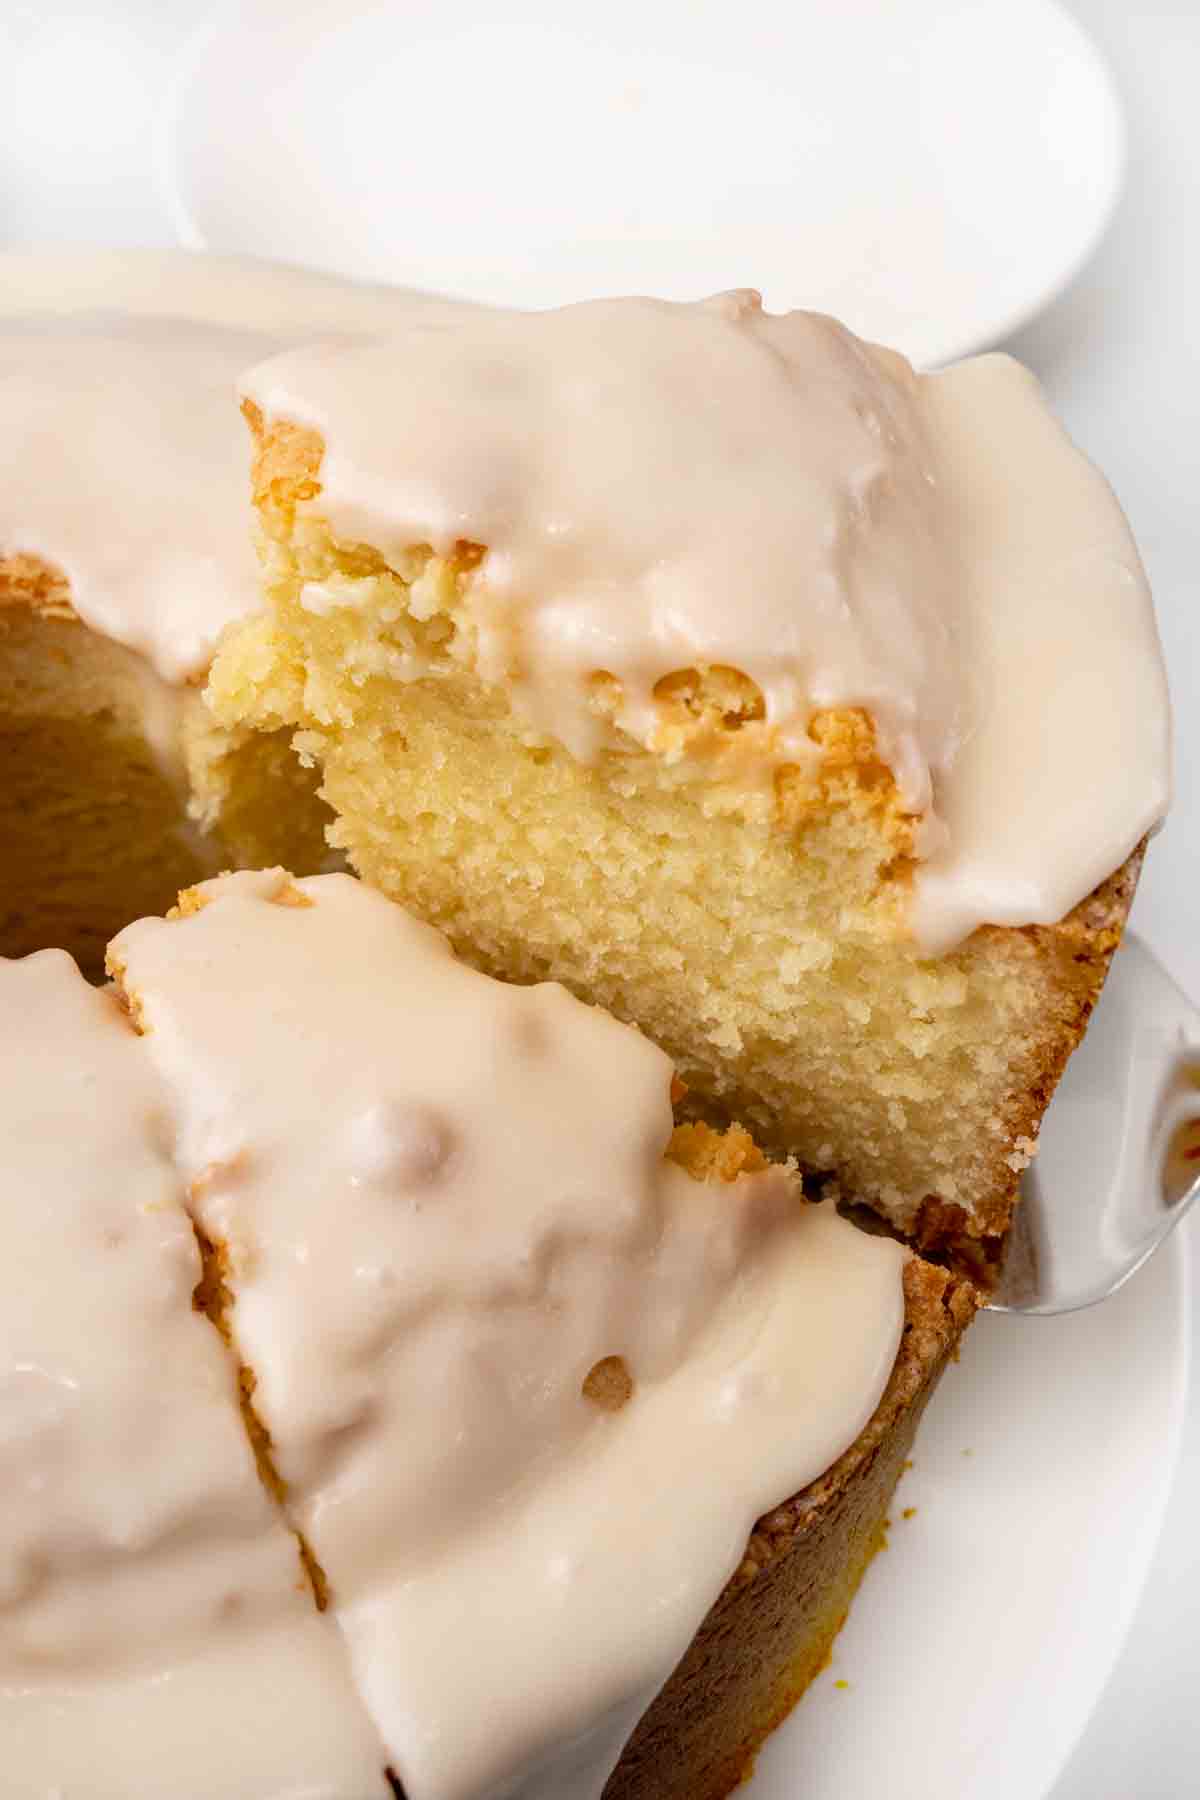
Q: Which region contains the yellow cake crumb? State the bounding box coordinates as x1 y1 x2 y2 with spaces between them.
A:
204 412 1143 1254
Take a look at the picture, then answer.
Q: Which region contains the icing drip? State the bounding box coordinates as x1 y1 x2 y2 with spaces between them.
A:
242 290 1170 949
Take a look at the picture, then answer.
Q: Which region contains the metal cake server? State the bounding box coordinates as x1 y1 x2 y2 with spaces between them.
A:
989 935 1200 1314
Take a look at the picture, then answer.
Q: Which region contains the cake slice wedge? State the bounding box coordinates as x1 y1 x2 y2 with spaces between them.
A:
111 866 977 1800
0 948 392 1799
210 292 1170 1261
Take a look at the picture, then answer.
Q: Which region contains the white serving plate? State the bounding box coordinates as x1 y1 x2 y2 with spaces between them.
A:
755 1234 1190 1799
161 0 1126 367
0 242 1188 1800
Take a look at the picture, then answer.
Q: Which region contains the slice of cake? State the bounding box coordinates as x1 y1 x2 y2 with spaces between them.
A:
0 948 392 1798
111 866 977 1800
209 291 1170 1258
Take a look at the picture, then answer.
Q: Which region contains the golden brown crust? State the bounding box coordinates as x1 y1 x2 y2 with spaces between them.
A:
0 551 77 621
667 1119 769 1181
188 1217 331 1610
775 707 918 860
167 874 315 921
605 1258 979 1798
168 885 215 922
244 403 325 525
913 840 1145 1258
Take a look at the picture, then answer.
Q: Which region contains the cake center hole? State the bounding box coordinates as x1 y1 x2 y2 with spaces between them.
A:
582 1355 634 1412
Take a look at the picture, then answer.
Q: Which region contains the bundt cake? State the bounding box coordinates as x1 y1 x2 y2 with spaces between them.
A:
0 254 1171 1795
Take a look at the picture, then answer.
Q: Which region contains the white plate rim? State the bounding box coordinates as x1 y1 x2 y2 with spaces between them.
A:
751 1223 1192 1800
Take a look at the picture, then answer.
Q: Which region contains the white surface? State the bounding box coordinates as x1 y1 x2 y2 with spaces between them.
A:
1009 9 1200 1791
162 0 1124 368
753 1234 1189 1800
0 2 1196 1793
1007 936 1200 1314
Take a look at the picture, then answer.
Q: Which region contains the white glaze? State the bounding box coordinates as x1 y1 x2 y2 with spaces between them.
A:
912 354 1171 948
0 250 442 683
0 254 1168 947
242 290 1170 949
113 869 905 1800
0 319 271 681
243 291 961 814
0 949 390 1799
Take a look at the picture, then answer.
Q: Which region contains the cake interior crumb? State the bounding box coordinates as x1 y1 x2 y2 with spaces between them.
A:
204 450 1127 1258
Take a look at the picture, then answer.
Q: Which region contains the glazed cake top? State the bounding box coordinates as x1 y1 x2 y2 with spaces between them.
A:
111 868 905 1800
0 251 1169 945
243 287 1171 950
0 251 440 681
0 948 391 1799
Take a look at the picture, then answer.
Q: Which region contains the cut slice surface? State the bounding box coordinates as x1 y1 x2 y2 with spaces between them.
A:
212 300 1167 1256
209 453 1143 1257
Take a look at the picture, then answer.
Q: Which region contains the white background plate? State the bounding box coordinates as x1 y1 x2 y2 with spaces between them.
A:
753 1239 1189 1799
163 0 1125 367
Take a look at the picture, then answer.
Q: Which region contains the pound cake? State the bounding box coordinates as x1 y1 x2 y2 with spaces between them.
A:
0 252 442 971
209 291 1170 1256
0 862 971 1800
